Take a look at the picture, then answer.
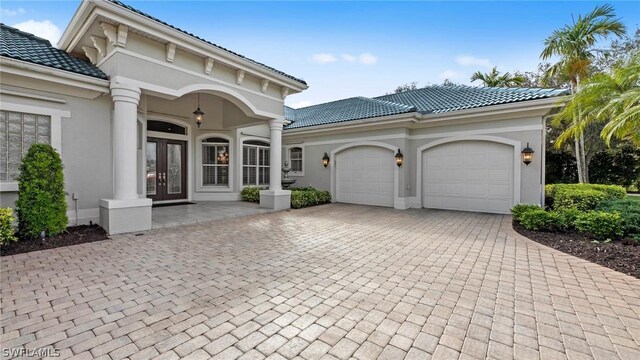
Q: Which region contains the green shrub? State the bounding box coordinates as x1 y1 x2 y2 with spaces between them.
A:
549 183 627 211
291 187 331 209
596 199 640 238
511 204 542 222
551 208 583 231
520 209 559 231
0 208 17 245
15 144 68 238
240 186 266 203
575 211 624 240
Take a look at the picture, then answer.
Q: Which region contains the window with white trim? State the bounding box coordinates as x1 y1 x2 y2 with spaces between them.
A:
243 140 270 186
289 147 303 174
1 110 51 182
202 137 229 186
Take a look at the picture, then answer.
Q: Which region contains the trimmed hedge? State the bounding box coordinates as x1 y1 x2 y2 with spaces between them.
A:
519 209 558 231
240 186 266 202
596 199 640 240
545 184 626 211
291 187 331 209
511 204 543 222
0 208 17 245
575 211 624 241
15 144 68 238
240 186 332 209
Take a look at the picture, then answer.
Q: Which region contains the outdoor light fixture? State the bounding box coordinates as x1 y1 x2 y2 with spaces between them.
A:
322 152 330 168
193 93 205 127
395 149 404 167
217 146 229 164
521 142 534 165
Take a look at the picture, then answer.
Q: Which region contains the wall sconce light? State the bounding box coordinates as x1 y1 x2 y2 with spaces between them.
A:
395 149 404 167
193 93 205 128
521 142 534 165
322 152 330 168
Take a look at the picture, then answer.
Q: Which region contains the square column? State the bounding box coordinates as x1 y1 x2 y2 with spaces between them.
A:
260 118 291 210
99 82 152 234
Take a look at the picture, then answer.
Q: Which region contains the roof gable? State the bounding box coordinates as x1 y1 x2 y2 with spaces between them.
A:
106 0 306 86
0 23 108 80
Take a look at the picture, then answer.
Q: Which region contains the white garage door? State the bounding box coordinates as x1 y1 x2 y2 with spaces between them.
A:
422 141 514 214
336 146 394 207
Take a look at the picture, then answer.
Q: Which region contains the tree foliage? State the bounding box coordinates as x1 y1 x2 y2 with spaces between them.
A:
470 67 525 87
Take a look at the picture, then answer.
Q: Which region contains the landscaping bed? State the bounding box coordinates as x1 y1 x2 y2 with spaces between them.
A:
241 186 331 208
1 225 108 256
511 183 640 278
513 222 640 278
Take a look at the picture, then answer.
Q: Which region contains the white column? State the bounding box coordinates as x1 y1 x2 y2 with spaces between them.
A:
110 83 141 200
268 118 284 191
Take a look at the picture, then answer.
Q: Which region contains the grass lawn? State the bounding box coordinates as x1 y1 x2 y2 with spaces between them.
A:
627 195 640 201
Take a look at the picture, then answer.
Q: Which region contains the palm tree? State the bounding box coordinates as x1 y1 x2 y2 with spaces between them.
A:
554 53 640 147
541 4 626 183
470 67 526 87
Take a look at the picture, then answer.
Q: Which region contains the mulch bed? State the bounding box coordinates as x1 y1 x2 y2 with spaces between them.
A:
513 222 640 279
1 225 109 256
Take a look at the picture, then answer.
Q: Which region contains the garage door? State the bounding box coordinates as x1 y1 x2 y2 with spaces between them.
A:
422 141 513 213
336 146 394 207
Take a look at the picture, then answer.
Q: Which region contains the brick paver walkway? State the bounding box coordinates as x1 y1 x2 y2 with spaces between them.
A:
2 204 639 359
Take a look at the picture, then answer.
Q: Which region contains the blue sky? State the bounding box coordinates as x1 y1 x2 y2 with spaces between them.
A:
1 1 638 108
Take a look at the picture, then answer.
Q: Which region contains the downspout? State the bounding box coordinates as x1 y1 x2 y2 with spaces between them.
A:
541 116 547 207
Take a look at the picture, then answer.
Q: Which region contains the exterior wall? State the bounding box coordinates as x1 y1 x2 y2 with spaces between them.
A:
282 115 546 210
0 84 112 224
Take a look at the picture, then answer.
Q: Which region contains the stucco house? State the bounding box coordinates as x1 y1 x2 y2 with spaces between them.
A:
0 0 568 234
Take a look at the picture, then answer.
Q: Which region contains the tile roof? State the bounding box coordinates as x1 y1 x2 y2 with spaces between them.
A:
375 86 569 114
285 85 569 129
107 0 306 86
0 23 108 80
284 97 416 130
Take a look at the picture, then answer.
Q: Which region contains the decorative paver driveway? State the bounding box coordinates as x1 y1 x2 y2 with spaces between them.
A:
2 204 640 360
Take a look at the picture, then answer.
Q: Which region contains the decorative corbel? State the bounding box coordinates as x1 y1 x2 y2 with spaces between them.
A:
281 87 290 99
90 36 107 56
236 69 245 85
100 22 118 47
82 46 98 64
166 43 176 62
261 79 270 93
117 24 128 47
204 57 214 75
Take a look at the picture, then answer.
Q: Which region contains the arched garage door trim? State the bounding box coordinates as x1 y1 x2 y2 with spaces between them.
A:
416 135 521 209
330 141 400 208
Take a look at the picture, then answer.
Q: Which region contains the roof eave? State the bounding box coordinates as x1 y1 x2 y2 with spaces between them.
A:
0 56 110 96
283 111 420 135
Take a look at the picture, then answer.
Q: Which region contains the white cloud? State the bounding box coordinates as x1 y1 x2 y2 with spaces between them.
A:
341 53 377 65
0 7 26 17
341 54 357 62
358 53 377 65
290 100 314 109
311 53 337 64
455 55 492 68
12 20 62 46
439 70 460 80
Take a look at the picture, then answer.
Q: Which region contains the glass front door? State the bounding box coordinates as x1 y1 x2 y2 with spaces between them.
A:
146 137 187 201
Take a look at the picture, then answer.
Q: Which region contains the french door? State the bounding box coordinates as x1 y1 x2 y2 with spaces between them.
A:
146 137 187 201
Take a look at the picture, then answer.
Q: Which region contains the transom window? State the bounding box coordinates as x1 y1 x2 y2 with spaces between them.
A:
289 147 303 173
1 110 51 182
243 140 270 186
202 137 229 186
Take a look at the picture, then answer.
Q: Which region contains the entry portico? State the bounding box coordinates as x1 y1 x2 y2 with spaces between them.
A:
58 0 307 234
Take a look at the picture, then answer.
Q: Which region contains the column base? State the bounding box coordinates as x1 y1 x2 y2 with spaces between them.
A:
259 190 291 210
99 198 152 235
